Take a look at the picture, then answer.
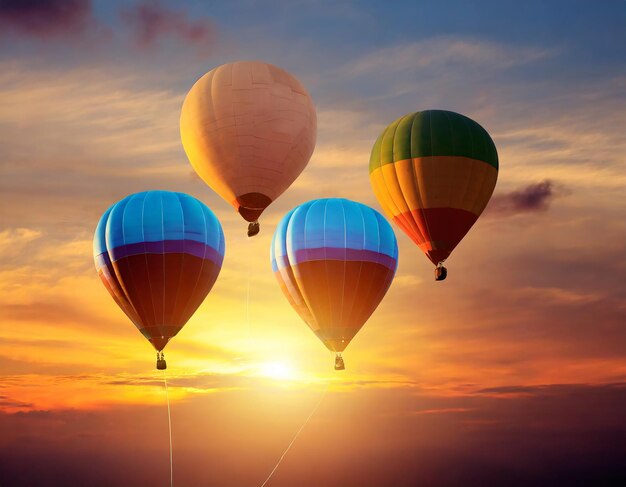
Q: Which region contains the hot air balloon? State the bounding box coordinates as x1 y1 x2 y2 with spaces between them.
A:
271 198 398 370
180 60 317 237
93 190 225 369
369 110 498 281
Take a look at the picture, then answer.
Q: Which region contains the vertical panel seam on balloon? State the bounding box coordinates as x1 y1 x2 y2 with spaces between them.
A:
402 113 428 245
345 203 367 332
416 111 435 252
116 194 146 332
463 121 482 213
141 193 159 335
338 199 348 335
101 207 140 325
160 193 166 331
169 193 186 327
322 199 335 346
297 202 321 333
376 122 409 230
280 211 315 330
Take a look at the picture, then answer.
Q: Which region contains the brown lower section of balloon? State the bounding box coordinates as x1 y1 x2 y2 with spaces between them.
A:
292 260 395 352
233 192 272 222
97 266 142 326
393 207 479 265
275 274 317 329
112 253 221 351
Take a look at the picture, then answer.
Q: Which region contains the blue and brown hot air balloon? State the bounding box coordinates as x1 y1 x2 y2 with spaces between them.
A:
369 110 498 280
180 60 317 237
93 190 225 369
271 198 398 370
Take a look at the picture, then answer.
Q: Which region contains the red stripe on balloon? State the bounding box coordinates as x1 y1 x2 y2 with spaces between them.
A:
393 207 478 265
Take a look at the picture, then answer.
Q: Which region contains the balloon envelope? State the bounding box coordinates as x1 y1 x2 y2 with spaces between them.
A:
180 60 317 223
271 198 398 353
93 191 225 351
369 110 498 266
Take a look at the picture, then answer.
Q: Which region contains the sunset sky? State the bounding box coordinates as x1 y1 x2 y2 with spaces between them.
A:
1 1 625 486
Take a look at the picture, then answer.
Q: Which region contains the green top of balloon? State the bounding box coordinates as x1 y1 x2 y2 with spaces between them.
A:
369 110 499 173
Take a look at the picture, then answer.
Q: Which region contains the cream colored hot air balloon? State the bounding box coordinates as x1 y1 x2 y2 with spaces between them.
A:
180 60 317 237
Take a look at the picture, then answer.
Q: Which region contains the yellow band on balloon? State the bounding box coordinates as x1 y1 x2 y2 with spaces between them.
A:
369 156 498 218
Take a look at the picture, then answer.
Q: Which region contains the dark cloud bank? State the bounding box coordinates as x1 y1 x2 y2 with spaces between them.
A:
488 180 561 217
0 382 624 487
0 0 93 38
0 0 215 49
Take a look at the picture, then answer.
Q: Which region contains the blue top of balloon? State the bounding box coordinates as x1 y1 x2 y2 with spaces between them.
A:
271 198 398 272
93 190 225 263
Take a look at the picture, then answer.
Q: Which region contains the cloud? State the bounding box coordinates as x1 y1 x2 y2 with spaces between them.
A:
345 37 557 77
0 228 43 255
106 371 263 392
475 382 626 397
0 0 94 39
121 0 216 50
1 300 109 329
0 61 196 235
413 407 471 415
0 394 33 409
487 180 562 216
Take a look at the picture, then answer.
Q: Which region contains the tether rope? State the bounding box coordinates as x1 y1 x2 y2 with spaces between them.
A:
258 386 328 487
163 369 173 487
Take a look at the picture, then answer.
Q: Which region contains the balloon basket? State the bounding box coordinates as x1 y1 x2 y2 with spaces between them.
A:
247 221 260 237
435 265 447 281
156 352 167 370
334 354 345 371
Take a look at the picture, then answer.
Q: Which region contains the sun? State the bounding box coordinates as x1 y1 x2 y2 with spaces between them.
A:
258 361 296 381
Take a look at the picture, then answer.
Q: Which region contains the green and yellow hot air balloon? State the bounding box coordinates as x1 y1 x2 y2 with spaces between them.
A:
369 110 498 281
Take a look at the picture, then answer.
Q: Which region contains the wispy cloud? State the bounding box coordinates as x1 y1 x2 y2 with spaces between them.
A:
0 62 195 238
0 228 43 256
345 37 557 77
121 0 216 51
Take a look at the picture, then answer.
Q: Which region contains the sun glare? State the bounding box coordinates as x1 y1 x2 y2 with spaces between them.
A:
258 361 296 381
